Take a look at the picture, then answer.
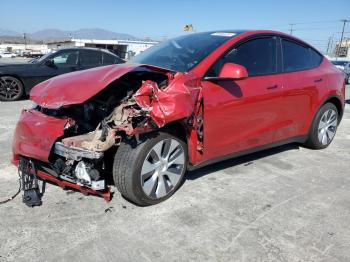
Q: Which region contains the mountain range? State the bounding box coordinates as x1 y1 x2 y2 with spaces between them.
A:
0 28 140 41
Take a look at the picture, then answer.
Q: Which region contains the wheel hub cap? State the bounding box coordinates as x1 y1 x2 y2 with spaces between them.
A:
0 77 21 100
140 138 185 199
318 109 337 145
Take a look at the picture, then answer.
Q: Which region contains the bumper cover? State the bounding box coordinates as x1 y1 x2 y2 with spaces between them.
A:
12 109 69 163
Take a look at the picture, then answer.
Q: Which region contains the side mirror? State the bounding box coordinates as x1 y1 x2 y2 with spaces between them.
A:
219 63 248 79
204 63 248 81
44 59 55 67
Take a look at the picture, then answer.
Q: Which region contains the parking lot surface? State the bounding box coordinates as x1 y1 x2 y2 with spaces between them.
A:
0 86 349 261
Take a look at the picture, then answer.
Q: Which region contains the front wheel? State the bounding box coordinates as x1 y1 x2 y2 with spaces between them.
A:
113 131 188 206
304 103 338 149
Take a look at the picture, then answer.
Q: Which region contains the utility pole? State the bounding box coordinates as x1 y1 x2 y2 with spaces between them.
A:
336 19 349 59
326 35 334 55
289 23 295 35
23 33 27 50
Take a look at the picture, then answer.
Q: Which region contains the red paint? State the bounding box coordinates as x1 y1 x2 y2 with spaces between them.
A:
36 170 111 202
133 73 199 128
12 30 345 199
30 63 170 109
12 109 71 162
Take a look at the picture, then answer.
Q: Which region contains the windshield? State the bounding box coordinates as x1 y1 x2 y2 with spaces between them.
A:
130 32 237 72
34 51 57 64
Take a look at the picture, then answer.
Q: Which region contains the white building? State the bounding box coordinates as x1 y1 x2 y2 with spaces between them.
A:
47 38 158 59
0 43 49 54
335 38 350 59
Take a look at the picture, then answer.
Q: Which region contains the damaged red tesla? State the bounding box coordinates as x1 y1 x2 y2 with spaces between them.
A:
12 30 346 206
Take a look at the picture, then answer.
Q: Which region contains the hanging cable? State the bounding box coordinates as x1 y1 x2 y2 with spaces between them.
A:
0 169 22 205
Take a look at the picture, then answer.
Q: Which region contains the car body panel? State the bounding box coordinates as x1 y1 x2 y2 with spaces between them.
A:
275 60 328 141
12 109 71 163
0 48 123 95
30 63 160 108
201 73 284 162
0 62 78 93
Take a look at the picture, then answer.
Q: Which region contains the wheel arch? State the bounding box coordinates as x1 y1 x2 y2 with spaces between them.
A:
162 120 188 143
322 95 344 121
305 94 344 137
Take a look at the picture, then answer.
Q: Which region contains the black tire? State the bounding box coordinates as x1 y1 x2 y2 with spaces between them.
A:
113 131 188 206
0 76 24 101
304 103 339 149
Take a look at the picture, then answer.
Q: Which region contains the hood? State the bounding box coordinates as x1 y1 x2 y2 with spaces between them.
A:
30 63 172 109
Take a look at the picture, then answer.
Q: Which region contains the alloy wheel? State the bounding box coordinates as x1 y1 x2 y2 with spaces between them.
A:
318 108 338 145
0 76 22 101
141 138 185 199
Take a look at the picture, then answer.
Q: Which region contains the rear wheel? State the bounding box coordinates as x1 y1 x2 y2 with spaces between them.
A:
113 131 188 206
304 103 338 149
0 76 24 101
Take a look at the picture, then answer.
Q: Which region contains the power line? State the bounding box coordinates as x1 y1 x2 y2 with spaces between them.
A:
266 19 343 30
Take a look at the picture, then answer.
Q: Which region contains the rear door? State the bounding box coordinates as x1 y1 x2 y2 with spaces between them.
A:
79 50 103 70
276 38 325 140
202 36 285 161
102 52 124 65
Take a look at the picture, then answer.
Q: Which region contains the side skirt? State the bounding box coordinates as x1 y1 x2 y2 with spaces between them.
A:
188 135 307 171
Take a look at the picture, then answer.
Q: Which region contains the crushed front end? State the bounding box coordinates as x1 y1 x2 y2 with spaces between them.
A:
12 64 202 204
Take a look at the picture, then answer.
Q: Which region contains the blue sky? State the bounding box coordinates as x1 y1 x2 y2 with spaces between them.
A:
0 0 349 52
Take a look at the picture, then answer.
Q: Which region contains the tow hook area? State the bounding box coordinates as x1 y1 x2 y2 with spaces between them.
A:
17 156 111 207
19 158 45 207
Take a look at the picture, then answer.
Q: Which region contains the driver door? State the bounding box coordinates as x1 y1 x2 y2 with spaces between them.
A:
201 36 285 161
28 50 80 87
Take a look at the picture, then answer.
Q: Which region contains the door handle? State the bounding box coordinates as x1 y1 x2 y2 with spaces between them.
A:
314 78 323 83
266 85 278 90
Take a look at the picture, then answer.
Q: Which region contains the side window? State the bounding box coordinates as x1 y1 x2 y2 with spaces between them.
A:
208 37 277 77
309 49 323 68
282 39 317 72
51 50 79 67
80 50 102 67
102 53 117 65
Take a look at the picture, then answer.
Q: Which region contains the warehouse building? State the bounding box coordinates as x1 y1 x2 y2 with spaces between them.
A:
335 37 350 59
47 38 158 59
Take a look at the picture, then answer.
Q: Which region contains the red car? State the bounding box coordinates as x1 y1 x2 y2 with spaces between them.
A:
12 30 346 206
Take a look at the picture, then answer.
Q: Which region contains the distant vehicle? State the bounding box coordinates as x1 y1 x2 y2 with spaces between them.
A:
23 50 45 58
0 52 17 58
330 60 350 84
344 62 350 83
0 47 125 101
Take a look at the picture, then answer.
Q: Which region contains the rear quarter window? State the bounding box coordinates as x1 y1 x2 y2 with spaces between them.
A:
282 39 322 72
309 49 323 68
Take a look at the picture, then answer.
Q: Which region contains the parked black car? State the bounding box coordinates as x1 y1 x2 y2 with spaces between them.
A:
0 47 124 101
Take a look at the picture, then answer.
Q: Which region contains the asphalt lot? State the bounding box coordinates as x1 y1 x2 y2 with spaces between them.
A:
0 82 349 261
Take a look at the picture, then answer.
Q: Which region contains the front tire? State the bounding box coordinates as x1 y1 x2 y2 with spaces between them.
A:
304 103 338 149
113 131 188 206
0 76 24 101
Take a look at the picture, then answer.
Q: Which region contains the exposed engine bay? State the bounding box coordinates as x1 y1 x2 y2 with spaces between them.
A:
27 65 203 194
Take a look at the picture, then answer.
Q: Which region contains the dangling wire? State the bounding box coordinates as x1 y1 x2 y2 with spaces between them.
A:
0 168 22 205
